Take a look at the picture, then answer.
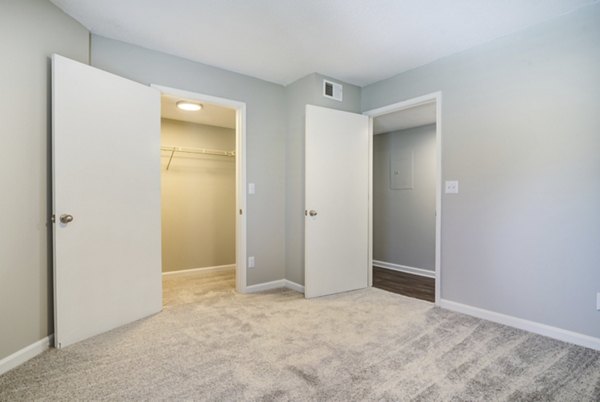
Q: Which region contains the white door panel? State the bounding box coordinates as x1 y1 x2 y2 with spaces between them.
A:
305 105 369 298
52 54 162 348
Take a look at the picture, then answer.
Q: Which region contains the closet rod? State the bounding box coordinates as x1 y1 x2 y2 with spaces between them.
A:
161 145 235 170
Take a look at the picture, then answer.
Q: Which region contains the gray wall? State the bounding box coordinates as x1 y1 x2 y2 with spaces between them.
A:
363 5 600 338
161 119 236 272
373 124 436 271
284 73 361 285
0 0 89 360
91 35 286 286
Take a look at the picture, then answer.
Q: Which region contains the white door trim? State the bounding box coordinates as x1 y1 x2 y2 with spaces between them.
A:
150 85 248 293
363 92 442 305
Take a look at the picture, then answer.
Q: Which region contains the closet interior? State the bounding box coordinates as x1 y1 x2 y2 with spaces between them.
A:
160 94 237 304
372 102 437 302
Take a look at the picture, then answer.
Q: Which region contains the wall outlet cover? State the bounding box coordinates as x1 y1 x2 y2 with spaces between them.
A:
445 180 459 194
248 256 255 268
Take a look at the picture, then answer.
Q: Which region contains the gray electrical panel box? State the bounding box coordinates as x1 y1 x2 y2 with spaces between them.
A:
390 150 414 190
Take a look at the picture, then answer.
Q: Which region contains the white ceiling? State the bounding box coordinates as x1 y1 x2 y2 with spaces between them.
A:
161 95 236 129
50 0 597 86
373 102 436 135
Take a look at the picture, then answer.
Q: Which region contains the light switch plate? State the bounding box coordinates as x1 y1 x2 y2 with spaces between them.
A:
248 256 255 268
445 180 459 194
248 183 255 195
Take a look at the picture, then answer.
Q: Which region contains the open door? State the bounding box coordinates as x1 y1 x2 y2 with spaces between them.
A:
305 105 370 298
52 55 162 348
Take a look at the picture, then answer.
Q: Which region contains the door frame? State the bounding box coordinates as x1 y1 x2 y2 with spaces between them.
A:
151 84 248 293
363 91 442 305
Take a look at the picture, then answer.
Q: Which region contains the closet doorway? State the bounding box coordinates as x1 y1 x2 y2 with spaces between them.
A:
365 93 441 304
153 85 247 304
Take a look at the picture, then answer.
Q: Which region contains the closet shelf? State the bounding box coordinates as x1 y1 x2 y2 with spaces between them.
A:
161 145 235 170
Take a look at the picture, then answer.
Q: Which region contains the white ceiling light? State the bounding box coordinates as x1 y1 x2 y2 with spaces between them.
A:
176 101 203 111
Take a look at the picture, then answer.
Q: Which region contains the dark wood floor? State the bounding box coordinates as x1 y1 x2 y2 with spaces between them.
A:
373 267 435 302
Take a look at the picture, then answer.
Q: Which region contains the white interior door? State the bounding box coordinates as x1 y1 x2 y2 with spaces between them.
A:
52 54 162 348
305 105 370 298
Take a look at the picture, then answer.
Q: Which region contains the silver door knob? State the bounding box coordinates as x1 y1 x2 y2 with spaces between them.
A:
309 210 318 217
60 214 74 224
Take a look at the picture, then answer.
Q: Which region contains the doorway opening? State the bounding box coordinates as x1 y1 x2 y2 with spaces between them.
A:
364 93 442 304
153 85 247 305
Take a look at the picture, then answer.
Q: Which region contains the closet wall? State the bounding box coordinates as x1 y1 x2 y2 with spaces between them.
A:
161 118 236 272
373 124 436 272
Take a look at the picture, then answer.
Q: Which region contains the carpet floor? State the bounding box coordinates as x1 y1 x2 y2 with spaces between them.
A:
1 269 599 401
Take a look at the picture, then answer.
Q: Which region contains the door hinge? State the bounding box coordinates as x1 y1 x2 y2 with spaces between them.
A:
239 209 243 215
51 214 56 223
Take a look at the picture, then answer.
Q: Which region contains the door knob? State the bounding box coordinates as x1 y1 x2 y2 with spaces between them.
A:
309 210 318 217
59 214 74 224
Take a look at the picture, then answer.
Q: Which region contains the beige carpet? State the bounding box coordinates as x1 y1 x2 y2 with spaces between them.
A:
1 268 599 401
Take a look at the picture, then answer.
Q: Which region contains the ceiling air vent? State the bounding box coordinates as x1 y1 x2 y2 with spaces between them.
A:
323 79 343 102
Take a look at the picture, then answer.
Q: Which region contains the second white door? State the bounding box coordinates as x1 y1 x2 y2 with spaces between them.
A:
305 105 370 298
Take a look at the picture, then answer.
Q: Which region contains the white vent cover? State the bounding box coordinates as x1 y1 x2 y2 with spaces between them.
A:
323 79 343 102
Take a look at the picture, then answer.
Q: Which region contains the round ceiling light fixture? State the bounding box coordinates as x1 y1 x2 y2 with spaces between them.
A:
176 101 203 111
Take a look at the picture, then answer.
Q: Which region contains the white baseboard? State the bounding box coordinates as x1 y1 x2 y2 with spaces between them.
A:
162 264 235 276
284 280 305 293
245 279 305 294
245 279 286 293
0 335 53 376
440 299 600 351
373 260 435 279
